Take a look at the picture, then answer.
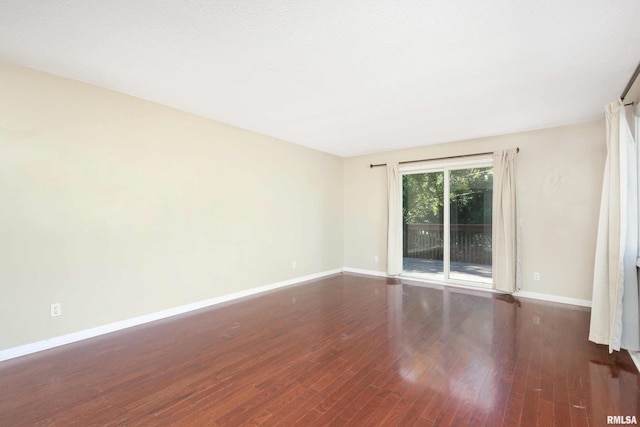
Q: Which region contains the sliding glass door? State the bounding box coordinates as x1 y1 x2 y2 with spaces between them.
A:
402 161 493 286
402 171 445 276
449 167 493 283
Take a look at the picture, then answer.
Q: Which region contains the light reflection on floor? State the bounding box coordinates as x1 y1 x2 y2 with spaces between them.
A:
388 282 497 412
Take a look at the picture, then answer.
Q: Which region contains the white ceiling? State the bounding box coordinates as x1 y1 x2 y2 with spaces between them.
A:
1 1 639 157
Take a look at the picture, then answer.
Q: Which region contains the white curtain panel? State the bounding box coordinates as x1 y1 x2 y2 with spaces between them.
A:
589 100 639 353
492 148 518 293
387 163 402 276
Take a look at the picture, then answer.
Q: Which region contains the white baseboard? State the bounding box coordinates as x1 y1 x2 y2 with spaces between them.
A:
513 290 591 308
629 350 640 373
0 268 594 363
0 268 342 363
342 267 592 307
341 267 388 277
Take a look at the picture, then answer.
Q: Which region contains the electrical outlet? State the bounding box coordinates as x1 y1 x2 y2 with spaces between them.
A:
292 260 297 269
533 272 541 281
51 303 62 317
374 255 379 263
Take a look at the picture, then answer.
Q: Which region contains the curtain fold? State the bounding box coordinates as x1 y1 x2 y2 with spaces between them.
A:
492 149 518 293
387 163 402 276
589 100 639 352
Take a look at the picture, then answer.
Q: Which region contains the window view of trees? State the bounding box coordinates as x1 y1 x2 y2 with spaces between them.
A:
449 168 493 226
450 167 493 268
403 172 444 225
403 168 493 226
402 167 493 279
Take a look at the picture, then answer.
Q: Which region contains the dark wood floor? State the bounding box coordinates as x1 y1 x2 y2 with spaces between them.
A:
1 273 638 426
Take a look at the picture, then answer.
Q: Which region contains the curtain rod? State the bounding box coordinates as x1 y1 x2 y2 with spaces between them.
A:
621 61 640 101
369 148 519 168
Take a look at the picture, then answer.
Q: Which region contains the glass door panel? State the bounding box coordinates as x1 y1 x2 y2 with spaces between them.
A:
449 167 493 283
402 171 444 277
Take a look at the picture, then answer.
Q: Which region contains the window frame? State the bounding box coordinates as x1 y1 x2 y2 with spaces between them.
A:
400 156 494 288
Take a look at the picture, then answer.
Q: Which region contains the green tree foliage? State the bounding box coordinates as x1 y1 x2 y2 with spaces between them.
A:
403 167 493 225
403 172 444 225
450 167 493 225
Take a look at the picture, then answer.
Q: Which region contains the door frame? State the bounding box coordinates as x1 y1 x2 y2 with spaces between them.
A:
399 156 494 288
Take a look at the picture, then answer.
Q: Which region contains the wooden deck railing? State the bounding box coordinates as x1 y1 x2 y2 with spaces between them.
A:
403 223 492 264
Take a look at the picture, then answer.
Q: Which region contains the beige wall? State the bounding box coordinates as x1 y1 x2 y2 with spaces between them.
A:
344 121 606 301
0 61 344 350
0 59 609 352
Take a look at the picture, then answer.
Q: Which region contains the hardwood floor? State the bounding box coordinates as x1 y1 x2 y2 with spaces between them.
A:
1 273 638 426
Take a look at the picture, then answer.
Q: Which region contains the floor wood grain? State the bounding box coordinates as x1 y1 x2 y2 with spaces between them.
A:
1 273 638 426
